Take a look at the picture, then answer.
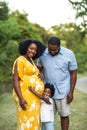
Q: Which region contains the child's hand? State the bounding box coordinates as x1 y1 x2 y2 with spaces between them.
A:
43 97 51 104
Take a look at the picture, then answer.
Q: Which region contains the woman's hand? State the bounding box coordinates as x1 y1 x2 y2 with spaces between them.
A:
19 97 28 110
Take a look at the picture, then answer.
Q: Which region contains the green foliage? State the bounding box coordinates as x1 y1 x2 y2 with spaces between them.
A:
0 52 7 65
0 40 19 83
69 0 87 36
0 1 87 93
0 18 21 43
75 44 87 73
61 40 67 47
51 23 82 49
0 1 9 20
33 23 50 44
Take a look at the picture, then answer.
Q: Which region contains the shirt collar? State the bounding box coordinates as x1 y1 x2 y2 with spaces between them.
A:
59 46 63 55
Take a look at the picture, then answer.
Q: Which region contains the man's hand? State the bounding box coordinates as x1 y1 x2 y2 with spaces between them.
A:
67 92 73 104
38 73 44 81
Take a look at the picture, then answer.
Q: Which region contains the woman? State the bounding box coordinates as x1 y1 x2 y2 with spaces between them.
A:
12 39 46 130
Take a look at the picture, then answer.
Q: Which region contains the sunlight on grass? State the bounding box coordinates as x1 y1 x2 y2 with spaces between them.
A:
0 90 87 130
77 72 87 78
0 93 17 130
54 89 87 130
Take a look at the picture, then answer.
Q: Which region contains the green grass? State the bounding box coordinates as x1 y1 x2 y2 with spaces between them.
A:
0 89 87 130
77 72 87 78
54 89 87 130
0 93 17 130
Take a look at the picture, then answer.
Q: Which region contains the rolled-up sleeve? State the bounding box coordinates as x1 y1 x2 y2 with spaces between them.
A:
69 52 78 70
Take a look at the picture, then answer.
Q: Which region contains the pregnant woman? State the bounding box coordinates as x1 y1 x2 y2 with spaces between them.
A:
12 38 46 130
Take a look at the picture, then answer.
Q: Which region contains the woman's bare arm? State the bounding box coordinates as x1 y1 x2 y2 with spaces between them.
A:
12 62 28 110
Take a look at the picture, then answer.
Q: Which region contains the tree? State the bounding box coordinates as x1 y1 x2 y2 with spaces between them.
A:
0 1 9 20
51 23 82 50
69 0 87 37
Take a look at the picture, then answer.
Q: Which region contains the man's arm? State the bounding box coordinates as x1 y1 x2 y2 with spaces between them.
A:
36 58 44 80
67 69 77 103
37 58 44 72
37 65 44 81
37 66 43 72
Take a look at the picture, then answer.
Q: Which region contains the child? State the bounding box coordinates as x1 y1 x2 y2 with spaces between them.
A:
29 83 55 130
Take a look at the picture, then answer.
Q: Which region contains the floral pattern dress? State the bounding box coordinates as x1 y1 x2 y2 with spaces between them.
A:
12 56 44 130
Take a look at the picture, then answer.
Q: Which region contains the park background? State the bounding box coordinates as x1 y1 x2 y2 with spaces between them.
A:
0 0 87 130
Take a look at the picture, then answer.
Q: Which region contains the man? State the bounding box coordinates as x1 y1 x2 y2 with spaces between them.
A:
37 36 77 130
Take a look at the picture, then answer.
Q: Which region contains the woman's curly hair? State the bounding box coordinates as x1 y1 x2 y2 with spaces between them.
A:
18 38 46 59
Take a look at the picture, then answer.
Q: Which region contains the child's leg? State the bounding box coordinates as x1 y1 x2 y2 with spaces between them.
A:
41 122 45 130
42 122 54 130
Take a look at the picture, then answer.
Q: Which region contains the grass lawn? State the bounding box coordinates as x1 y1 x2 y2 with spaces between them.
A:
0 89 87 130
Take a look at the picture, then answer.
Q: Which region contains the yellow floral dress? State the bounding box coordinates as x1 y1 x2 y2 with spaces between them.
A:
12 56 44 130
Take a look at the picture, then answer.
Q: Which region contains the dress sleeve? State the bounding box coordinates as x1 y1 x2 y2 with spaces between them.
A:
16 57 24 80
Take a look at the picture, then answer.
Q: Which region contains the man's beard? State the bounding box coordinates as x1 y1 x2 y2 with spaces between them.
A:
49 47 60 56
50 51 59 56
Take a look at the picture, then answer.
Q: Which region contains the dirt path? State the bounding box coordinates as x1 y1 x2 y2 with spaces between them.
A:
76 77 87 94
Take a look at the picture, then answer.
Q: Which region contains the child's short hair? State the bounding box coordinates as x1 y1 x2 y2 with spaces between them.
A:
45 83 55 97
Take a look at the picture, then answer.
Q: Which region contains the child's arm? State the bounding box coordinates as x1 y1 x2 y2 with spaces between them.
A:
29 86 43 99
28 87 51 104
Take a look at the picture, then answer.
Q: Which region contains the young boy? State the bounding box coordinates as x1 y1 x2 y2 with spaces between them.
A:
29 83 55 130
